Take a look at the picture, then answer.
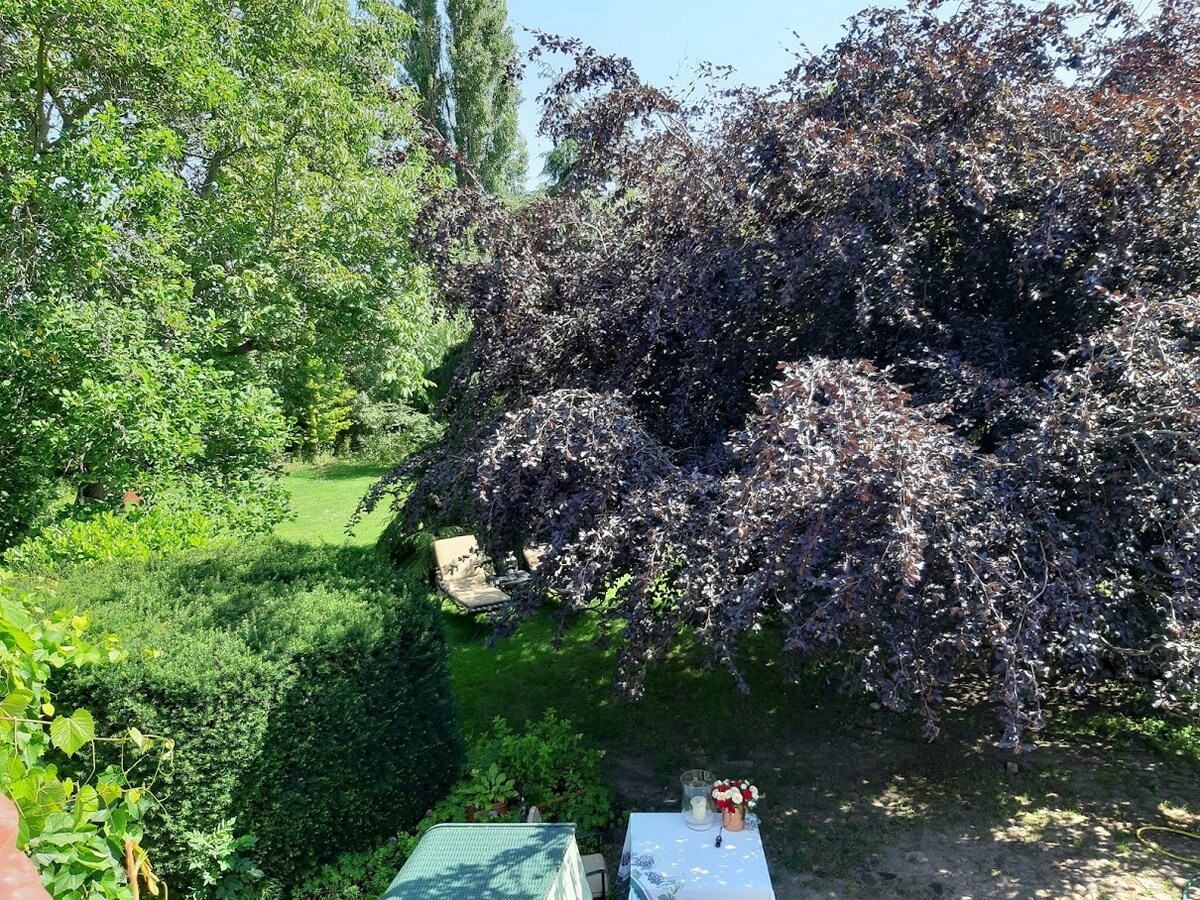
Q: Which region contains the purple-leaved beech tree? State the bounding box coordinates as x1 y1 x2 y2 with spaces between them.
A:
360 0 1200 746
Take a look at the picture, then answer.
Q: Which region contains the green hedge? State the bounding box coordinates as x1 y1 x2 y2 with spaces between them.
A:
54 539 465 892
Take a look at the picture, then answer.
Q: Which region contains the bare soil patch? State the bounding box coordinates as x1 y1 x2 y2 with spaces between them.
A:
608 711 1199 899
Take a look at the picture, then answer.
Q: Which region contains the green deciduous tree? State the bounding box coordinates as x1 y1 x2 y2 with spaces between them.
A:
403 0 450 138
401 0 528 192
446 0 527 192
0 0 451 548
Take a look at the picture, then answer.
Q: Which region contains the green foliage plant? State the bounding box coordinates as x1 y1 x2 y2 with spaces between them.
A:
0 299 290 552
3 506 225 573
55 540 465 892
453 763 517 814
183 819 265 900
345 398 445 466
282 357 358 459
292 838 413 900
0 578 172 899
479 710 613 841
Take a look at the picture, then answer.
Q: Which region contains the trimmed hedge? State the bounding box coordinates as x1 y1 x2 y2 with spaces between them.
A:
54 539 464 892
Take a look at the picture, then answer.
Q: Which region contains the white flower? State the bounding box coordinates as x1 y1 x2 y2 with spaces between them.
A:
731 789 744 805
750 786 759 799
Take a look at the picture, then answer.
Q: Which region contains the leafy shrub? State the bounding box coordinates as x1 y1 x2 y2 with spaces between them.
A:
0 301 291 554
386 1 1200 746
345 397 445 465
474 711 613 842
182 819 265 900
3 506 225 572
279 357 358 459
292 839 414 900
55 539 465 893
0 578 172 899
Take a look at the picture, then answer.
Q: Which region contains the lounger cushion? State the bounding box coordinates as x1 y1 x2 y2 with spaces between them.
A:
442 576 510 610
523 544 548 572
434 535 487 581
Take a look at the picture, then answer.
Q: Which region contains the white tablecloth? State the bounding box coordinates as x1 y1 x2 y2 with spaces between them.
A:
617 812 776 900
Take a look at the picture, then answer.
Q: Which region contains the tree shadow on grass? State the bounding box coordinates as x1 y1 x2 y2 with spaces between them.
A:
434 600 1200 900
747 691 1199 899
286 460 390 482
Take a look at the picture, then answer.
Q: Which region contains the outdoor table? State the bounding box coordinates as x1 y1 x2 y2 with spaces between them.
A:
493 570 532 591
382 823 590 899
618 812 776 899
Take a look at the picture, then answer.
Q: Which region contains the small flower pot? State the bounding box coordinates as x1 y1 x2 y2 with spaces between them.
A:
466 802 509 822
722 809 745 832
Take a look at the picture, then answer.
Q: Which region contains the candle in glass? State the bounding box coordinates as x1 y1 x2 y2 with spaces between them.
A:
690 795 708 822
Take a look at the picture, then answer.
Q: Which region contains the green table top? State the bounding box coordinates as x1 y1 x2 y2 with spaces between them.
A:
382 823 577 899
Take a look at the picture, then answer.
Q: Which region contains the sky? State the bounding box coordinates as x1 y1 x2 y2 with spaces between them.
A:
505 0 899 186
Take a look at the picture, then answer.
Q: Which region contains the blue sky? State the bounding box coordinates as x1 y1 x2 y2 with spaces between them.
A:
505 1 898 185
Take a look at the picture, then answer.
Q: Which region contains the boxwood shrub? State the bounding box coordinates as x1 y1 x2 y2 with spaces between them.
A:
54 538 465 892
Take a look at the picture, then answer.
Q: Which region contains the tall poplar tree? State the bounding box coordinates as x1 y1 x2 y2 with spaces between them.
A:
402 0 449 137
400 0 526 193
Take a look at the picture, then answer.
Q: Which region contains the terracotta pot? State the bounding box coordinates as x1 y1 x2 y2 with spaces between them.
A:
466 801 509 823
722 808 745 832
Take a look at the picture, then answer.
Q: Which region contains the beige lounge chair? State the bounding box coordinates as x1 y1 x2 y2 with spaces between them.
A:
432 535 511 613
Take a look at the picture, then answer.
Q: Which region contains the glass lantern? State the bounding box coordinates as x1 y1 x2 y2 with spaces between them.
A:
680 769 716 831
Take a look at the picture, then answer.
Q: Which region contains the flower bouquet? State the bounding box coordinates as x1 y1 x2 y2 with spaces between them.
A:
711 778 761 832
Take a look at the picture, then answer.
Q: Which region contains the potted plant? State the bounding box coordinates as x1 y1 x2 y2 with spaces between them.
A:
711 778 761 832
457 764 519 822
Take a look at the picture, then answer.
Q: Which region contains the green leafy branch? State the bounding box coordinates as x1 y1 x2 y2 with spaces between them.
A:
1 579 174 899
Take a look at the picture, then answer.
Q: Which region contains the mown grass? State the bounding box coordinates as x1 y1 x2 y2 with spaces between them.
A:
278 461 839 774
443 604 837 761
274 460 391 546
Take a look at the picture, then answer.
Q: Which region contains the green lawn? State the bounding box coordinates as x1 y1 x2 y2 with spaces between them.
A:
275 460 391 545
276 459 829 769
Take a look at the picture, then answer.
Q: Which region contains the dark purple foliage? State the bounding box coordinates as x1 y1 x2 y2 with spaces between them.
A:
363 0 1200 745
